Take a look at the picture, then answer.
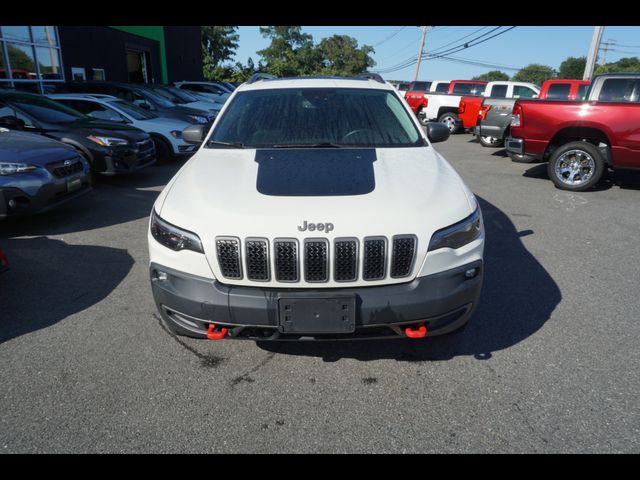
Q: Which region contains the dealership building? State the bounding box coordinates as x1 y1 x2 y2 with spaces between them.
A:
0 26 203 94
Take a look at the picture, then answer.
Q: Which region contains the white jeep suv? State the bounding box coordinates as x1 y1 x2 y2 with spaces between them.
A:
148 74 484 341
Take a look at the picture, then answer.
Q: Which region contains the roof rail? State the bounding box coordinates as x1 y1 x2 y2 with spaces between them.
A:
355 72 385 84
247 73 277 84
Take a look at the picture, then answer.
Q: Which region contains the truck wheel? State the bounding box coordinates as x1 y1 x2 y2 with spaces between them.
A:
417 107 429 126
438 112 461 134
547 141 605 191
478 135 504 148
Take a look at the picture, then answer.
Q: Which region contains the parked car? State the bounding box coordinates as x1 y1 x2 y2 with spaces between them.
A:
538 79 591 101
506 73 640 191
48 94 199 162
466 82 541 147
405 80 487 132
0 127 91 218
222 82 237 92
0 244 8 273
396 82 412 98
139 84 222 116
57 82 217 126
149 73 484 341
0 91 156 175
173 81 232 104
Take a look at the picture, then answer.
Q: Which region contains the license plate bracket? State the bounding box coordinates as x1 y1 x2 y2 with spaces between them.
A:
278 296 356 334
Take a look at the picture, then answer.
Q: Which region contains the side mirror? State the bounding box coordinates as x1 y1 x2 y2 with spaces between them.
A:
182 124 206 145
0 116 25 130
424 122 450 144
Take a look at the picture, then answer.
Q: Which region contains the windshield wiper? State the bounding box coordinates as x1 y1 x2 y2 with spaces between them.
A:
270 142 346 149
206 140 245 149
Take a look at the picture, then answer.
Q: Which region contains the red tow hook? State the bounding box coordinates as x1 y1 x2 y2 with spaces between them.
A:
404 324 427 339
206 324 228 340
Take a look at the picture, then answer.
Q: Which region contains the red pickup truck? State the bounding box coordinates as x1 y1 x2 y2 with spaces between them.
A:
506 73 640 191
538 79 590 101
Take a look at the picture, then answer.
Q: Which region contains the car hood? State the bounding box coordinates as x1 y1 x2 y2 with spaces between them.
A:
54 119 149 141
158 146 476 285
0 129 79 164
139 116 191 131
184 100 222 112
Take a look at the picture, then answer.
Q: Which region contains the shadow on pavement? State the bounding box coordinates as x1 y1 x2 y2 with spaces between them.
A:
0 162 184 239
257 196 562 362
0 236 134 344
523 164 640 192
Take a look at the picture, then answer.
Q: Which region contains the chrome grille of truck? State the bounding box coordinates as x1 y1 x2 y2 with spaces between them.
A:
215 236 416 283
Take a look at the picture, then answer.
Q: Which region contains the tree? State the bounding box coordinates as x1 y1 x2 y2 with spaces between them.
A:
595 56 640 75
257 26 320 77
512 64 555 85
202 26 240 81
472 70 509 81
316 35 375 76
558 57 586 79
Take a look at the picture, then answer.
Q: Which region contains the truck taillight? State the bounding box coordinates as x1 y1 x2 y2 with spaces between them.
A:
511 105 523 127
478 105 491 120
459 101 466 114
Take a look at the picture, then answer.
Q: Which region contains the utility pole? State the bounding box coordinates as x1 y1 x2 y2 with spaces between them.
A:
412 26 428 82
583 26 605 80
599 39 616 65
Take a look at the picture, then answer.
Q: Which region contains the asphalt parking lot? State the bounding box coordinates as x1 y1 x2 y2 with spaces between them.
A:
1 134 639 453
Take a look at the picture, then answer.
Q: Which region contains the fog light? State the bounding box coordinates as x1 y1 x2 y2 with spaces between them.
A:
464 268 477 279
153 270 168 282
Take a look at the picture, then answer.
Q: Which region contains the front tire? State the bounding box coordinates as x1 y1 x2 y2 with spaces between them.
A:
547 141 605 191
478 135 504 148
152 136 174 164
438 112 461 134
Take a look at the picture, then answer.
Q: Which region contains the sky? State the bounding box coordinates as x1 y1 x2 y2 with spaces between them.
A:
231 26 640 81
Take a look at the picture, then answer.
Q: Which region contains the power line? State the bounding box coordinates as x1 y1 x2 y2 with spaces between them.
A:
373 26 407 48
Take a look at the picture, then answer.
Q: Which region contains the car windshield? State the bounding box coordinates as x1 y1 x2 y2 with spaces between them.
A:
8 94 86 123
142 89 175 108
207 87 425 148
111 100 158 120
152 86 200 104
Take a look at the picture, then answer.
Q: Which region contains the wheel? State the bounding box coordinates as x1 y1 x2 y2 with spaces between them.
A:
152 136 174 164
547 141 605 191
416 107 429 126
478 135 504 148
438 112 461 134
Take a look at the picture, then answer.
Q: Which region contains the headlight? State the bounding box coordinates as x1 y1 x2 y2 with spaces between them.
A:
428 205 483 251
187 115 208 124
150 209 204 253
0 162 37 175
87 135 129 147
169 130 182 139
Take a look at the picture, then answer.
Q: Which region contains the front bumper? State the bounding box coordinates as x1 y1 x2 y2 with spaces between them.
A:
150 260 483 340
96 141 157 175
0 172 92 219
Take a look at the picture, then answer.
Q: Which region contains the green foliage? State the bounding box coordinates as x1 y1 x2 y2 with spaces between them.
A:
472 70 509 81
257 26 319 77
558 57 586 79
595 56 640 75
512 64 555 85
316 35 375 76
202 26 240 81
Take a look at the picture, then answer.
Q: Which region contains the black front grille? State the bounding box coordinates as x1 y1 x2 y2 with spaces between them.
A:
334 239 358 282
363 238 386 280
391 236 416 278
216 237 242 279
304 239 328 282
46 158 84 178
246 239 269 281
275 240 299 282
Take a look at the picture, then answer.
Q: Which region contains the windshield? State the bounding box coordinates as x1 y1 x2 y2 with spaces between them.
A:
142 89 175 108
155 86 200 104
111 100 158 120
8 94 86 123
207 87 424 148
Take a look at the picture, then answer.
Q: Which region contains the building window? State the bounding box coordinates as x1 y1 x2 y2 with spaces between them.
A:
92 68 105 81
71 67 86 81
0 26 64 94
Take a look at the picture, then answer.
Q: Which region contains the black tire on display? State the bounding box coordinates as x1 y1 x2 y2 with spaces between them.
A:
547 141 606 192
438 112 461 134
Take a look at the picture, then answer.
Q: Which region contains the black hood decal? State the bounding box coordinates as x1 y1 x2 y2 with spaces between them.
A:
255 149 376 196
